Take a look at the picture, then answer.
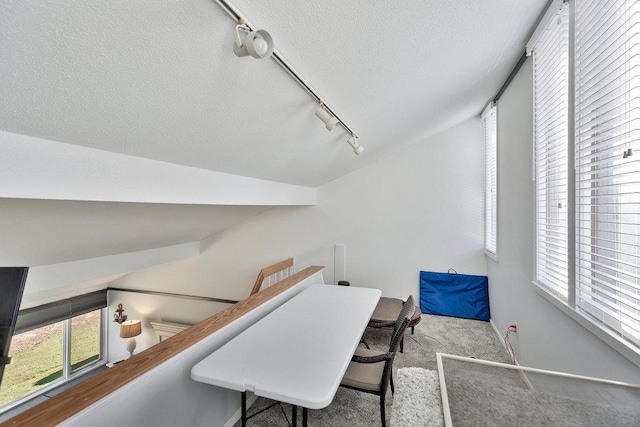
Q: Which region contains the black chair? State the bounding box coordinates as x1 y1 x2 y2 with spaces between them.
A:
339 296 415 427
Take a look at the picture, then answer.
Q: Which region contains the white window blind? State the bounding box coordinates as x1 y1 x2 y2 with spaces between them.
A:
483 102 498 256
534 4 570 299
575 0 640 347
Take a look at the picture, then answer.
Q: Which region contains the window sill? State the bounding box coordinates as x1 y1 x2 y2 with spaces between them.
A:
0 361 107 420
534 283 640 369
485 250 499 262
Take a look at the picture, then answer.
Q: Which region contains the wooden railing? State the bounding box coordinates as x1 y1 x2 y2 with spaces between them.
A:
2 265 324 427
249 258 295 296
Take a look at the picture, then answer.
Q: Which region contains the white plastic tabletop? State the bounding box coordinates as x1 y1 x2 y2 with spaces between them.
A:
191 283 381 409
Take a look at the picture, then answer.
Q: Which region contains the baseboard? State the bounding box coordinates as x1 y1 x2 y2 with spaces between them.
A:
223 393 258 427
490 319 506 350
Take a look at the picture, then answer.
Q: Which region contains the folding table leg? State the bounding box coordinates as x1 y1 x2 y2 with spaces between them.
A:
303 407 308 426
292 405 297 427
241 392 247 427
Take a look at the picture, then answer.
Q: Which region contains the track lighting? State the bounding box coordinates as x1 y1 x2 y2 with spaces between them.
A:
233 20 273 59
216 1 364 156
347 134 364 156
315 103 339 131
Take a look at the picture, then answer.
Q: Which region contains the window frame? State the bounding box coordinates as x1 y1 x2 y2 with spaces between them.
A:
533 0 571 301
483 101 499 260
531 0 640 366
0 305 107 413
573 0 640 350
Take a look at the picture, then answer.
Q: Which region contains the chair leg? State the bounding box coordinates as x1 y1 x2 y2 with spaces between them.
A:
400 336 404 353
380 395 386 427
390 373 394 395
360 338 370 349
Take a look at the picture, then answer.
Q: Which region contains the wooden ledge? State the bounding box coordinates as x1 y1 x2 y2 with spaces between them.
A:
2 266 324 427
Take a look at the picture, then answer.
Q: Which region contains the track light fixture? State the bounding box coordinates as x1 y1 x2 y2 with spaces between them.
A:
315 102 339 131
233 19 274 59
215 0 364 156
347 134 364 156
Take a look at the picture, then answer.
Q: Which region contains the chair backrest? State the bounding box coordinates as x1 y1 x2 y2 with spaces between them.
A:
388 296 415 353
380 296 415 396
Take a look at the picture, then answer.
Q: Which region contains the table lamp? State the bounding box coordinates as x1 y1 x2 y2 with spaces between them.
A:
120 319 142 358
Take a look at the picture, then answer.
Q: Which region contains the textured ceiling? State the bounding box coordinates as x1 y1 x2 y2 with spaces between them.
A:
0 0 548 269
0 0 548 188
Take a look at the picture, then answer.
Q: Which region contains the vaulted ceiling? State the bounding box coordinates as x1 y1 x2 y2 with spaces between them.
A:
1 0 548 270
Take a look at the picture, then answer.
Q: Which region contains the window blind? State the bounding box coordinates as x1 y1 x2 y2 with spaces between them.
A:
483 102 498 256
575 0 640 347
15 290 107 334
533 4 570 299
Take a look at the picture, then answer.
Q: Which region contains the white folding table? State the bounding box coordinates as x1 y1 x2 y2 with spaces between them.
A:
191 283 381 426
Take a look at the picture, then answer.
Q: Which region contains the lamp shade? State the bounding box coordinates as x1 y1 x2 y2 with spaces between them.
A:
120 319 142 338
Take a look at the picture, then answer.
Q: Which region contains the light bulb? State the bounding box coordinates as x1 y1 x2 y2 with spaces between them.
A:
252 37 269 57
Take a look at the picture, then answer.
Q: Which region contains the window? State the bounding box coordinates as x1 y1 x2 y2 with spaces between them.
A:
70 310 102 372
533 0 640 355
483 102 498 258
0 292 106 410
533 3 570 299
0 322 64 407
574 0 640 347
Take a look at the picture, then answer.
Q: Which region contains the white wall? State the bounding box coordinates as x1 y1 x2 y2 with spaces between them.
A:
0 131 316 206
488 57 640 383
20 243 200 309
107 289 232 361
111 118 487 307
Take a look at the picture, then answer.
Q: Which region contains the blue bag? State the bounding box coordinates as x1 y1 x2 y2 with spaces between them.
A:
420 270 490 321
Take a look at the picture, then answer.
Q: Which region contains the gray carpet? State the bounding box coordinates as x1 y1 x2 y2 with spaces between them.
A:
233 314 510 426
390 367 443 427
442 359 640 427
389 355 640 427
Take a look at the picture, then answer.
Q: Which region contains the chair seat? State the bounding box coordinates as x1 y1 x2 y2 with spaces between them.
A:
370 297 422 328
339 295 415 427
341 347 386 392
